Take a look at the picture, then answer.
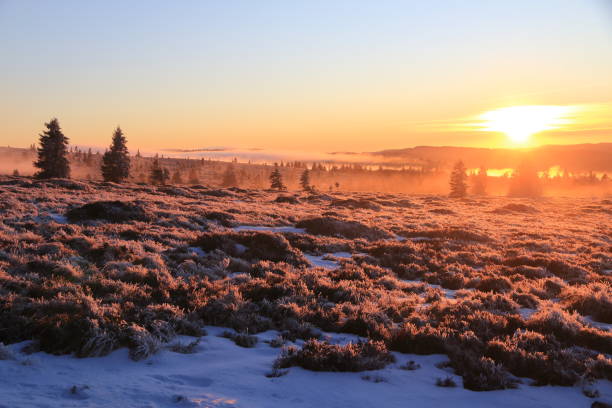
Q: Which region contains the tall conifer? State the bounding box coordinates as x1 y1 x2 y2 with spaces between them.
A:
101 127 131 183
34 118 70 179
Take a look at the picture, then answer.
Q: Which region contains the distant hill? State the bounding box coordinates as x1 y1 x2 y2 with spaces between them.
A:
370 143 612 172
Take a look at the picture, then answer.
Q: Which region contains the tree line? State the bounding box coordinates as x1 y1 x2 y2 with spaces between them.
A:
30 118 609 196
448 159 555 198
31 118 318 192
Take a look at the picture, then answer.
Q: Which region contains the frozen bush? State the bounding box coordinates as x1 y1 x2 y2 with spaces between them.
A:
126 324 161 361
449 349 519 391
511 292 539 309
66 200 151 223
492 203 539 214
275 339 394 372
330 198 380 211
400 227 491 243
0 343 14 360
193 231 309 267
275 195 299 204
221 331 258 348
204 211 235 227
388 324 450 355
526 305 584 338
169 338 201 354
399 360 421 370
435 377 457 387
77 327 117 358
476 277 512 293
561 282 612 323
485 330 597 385
296 217 390 240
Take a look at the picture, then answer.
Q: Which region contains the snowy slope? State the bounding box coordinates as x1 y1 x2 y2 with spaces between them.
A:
0 327 609 408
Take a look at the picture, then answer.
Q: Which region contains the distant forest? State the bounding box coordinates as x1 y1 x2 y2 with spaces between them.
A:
2 143 609 196
1 119 610 196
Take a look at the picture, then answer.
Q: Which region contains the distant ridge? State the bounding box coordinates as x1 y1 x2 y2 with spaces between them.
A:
367 143 612 171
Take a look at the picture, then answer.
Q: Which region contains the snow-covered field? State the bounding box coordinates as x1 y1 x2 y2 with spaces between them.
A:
1 326 609 408
0 178 611 407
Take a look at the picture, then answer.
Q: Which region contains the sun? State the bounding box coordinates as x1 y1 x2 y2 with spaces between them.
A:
479 105 574 145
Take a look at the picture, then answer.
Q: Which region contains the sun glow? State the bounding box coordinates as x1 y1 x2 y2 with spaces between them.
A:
479 105 575 145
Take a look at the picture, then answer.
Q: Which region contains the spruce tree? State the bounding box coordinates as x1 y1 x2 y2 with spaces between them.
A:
85 148 93 166
472 166 488 195
101 127 131 183
449 160 468 198
34 118 70 179
188 167 200 184
221 164 238 187
149 156 168 185
508 160 542 197
300 168 311 192
171 169 183 184
269 165 286 191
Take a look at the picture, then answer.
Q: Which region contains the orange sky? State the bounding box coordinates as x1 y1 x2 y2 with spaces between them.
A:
1 1 611 152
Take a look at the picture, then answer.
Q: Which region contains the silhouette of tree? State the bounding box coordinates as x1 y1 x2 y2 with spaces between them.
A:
149 156 168 185
449 160 468 198
300 169 311 192
171 169 183 184
221 164 238 187
188 167 200 184
472 165 488 195
508 160 542 197
101 127 131 183
269 165 286 191
34 118 70 179
85 148 94 166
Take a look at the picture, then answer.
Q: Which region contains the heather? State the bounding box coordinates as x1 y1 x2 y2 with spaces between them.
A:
0 176 610 392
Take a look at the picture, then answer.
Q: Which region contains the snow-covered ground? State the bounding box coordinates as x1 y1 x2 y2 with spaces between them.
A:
233 225 306 234
305 252 354 269
0 326 609 408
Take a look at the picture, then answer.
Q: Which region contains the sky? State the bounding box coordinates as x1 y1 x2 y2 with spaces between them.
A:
1 0 611 152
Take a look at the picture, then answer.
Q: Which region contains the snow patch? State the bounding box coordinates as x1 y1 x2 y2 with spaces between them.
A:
33 212 68 224
330 252 353 259
519 308 537 319
305 255 339 270
583 315 612 332
0 326 609 408
187 247 207 257
233 225 306 234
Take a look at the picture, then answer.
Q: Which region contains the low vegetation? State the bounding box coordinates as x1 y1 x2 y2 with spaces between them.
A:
0 177 610 393
274 340 395 372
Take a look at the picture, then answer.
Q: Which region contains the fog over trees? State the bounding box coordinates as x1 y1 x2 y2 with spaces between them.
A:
449 161 468 198
0 119 608 197
270 165 286 191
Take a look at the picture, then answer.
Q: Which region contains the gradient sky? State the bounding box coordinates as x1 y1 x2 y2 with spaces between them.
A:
1 0 611 152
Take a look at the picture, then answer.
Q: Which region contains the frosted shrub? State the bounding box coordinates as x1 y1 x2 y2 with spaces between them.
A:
275 339 394 372
0 342 14 360
77 328 117 357
126 325 161 361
